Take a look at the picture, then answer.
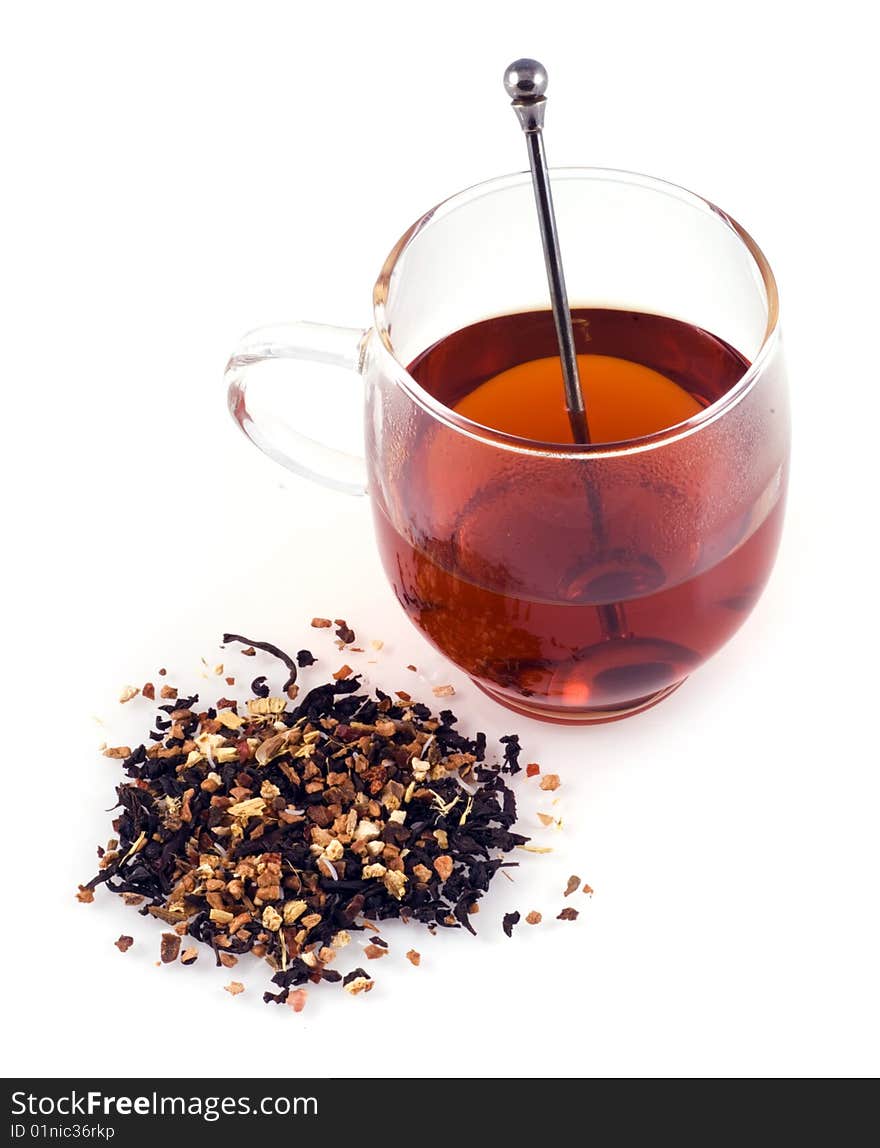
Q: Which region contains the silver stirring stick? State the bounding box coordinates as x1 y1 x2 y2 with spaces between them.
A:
504 58 630 645
503 58 591 445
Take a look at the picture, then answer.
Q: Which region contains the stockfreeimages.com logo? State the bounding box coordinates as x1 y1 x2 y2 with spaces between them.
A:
11 1091 318 1122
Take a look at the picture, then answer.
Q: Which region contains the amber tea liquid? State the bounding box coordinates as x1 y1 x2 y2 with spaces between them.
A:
372 309 786 719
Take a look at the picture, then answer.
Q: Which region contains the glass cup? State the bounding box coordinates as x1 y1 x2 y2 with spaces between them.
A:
225 168 789 723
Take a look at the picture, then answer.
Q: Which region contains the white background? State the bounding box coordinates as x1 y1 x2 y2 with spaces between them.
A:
2 0 878 1079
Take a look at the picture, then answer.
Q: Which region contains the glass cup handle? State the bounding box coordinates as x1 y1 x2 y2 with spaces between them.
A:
224 321 369 496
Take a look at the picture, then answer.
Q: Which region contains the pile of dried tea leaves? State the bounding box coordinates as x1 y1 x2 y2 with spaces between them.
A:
80 632 531 1004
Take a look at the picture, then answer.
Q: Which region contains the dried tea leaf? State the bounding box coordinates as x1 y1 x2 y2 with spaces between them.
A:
114 935 134 952
334 620 356 644
502 911 521 937
564 874 581 897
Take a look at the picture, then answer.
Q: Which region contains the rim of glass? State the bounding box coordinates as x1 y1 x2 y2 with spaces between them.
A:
372 167 780 458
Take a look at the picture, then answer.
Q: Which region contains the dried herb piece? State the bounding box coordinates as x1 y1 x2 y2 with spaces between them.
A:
342 968 373 995
287 988 308 1013
539 773 561 791
142 682 155 701
224 981 245 996
406 949 421 966
181 947 198 965
311 618 332 628
537 813 554 827
160 933 181 963
102 746 131 760
159 685 177 700
296 650 317 668
564 875 581 897
502 911 521 938
364 944 388 960
582 884 594 895
525 911 542 925
526 763 540 778
432 684 455 698
119 686 139 704
114 935 134 952
557 908 579 921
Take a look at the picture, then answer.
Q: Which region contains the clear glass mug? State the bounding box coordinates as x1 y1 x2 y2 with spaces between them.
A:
225 169 789 723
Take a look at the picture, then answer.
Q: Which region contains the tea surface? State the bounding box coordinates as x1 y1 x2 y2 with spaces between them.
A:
410 307 746 443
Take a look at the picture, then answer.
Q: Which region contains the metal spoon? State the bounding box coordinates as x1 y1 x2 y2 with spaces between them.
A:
503 59 698 714
503 59 591 446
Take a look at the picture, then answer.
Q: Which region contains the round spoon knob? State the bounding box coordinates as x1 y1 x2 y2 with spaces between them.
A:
503 58 548 102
